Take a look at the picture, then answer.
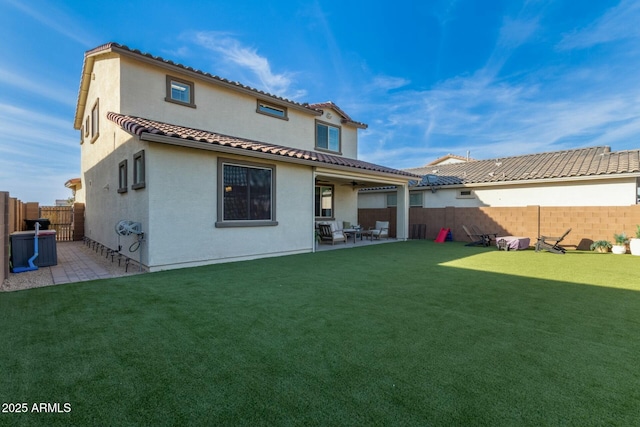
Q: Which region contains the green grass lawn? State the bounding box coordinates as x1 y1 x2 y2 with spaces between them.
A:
2 241 640 426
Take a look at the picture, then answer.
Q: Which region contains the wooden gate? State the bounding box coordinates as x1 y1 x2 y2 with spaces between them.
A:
39 206 73 241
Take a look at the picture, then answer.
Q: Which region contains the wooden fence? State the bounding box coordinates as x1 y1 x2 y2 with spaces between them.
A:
2 199 85 243
1 193 86 282
39 206 74 241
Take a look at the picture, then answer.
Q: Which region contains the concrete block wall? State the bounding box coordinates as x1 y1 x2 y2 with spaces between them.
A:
8 198 40 233
360 204 640 249
540 206 640 249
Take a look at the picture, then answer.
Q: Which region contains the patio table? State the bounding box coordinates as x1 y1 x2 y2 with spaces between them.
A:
343 228 363 244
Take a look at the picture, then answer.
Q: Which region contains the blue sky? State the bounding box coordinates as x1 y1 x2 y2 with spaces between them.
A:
1 0 640 204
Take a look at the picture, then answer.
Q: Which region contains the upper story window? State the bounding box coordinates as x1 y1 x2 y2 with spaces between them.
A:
257 100 288 120
316 121 340 153
165 75 196 108
90 99 99 143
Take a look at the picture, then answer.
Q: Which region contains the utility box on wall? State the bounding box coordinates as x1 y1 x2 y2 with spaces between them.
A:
10 230 57 270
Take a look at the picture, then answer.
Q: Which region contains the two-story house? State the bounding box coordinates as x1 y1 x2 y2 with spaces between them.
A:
73 42 417 271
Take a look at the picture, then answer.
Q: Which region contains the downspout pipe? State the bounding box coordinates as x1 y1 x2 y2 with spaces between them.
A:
13 223 40 273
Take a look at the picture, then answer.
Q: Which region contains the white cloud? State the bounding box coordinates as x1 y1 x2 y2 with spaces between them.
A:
189 31 306 100
0 68 77 106
356 3 640 169
369 76 411 92
359 61 640 168
558 0 640 50
4 0 96 48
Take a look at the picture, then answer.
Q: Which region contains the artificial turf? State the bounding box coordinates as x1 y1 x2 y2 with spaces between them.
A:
1 241 640 426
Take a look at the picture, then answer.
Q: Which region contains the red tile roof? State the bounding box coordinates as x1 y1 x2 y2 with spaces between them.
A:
107 112 418 179
406 146 640 186
308 102 367 128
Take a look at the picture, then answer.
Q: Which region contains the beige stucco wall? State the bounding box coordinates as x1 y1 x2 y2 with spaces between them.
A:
145 144 314 271
118 57 359 158
73 182 85 204
77 51 368 270
358 192 387 209
79 55 150 262
360 178 639 208
332 185 359 226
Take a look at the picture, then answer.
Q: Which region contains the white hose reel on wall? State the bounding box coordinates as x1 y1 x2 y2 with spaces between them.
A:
115 220 142 236
115 220 144 271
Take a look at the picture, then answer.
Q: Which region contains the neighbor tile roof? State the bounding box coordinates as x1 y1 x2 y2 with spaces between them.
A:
107 112 418 179
426 153 476 166
80 43 366 128
406 146 640 187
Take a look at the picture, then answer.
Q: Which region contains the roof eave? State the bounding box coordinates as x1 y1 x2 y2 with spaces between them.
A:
73 54 97 129
139 132 415 181
93 44 322 117
429 172 640 189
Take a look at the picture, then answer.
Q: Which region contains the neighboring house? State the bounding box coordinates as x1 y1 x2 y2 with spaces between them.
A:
64 177 83 204
426 153 474 166
73 42 417 271
359 146 640 209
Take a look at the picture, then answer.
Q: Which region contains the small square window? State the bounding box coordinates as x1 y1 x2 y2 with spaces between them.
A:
386 193 397 207
257 100 288 120
118 160 128 193
165 75 196 108
410 192 423 207
457 189 475 199
132 150 145 190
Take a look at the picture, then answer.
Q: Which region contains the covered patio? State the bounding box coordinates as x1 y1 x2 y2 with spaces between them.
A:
313 167 415 252
315 234 398 252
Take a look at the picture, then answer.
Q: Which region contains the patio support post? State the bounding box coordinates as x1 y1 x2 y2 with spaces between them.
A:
396 184 409 241
312 168 317 253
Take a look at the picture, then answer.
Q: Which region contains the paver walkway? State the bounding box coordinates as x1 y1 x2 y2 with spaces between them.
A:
50 242 118 284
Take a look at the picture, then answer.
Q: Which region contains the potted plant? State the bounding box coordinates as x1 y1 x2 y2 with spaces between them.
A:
630 225 640 256
590 240 612 253
612 232 628 254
